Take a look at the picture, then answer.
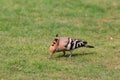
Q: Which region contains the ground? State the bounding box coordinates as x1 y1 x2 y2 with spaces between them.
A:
0 0 120 80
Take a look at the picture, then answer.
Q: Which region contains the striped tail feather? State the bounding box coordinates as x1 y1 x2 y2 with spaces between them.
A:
83 41 94 48
85 45 94 48
83 41 87 45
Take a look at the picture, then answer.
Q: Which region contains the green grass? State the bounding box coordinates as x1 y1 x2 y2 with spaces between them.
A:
0 0 120 80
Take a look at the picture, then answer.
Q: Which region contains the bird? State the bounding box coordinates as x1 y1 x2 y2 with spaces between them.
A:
49 34 94 59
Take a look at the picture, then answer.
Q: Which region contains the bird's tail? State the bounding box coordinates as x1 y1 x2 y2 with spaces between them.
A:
85 45 94 48
82 41 94 48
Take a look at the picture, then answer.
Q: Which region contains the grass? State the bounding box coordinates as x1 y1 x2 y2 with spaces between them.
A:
0 0 120 80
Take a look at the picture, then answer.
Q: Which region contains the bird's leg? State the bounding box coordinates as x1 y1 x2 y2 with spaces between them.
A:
62 51 66 56
69 50 73 58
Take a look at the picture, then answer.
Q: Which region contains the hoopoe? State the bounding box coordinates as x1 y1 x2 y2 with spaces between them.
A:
49 34 94 59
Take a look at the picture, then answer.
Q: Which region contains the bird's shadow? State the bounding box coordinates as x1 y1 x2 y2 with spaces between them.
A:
57 52 96 58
